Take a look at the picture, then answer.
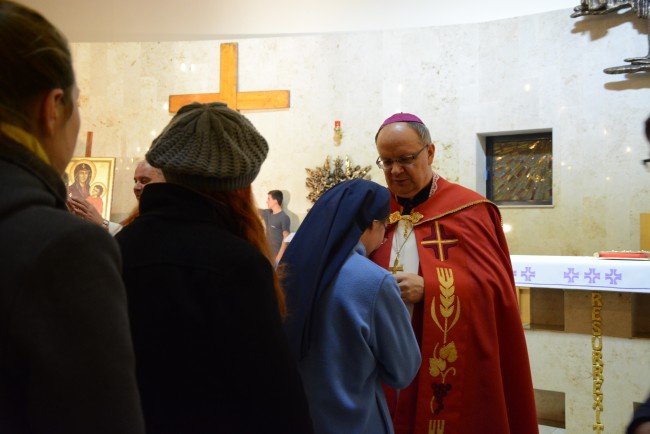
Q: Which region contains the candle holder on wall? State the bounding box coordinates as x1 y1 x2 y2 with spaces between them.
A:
333 120 343 146
571 1 650 74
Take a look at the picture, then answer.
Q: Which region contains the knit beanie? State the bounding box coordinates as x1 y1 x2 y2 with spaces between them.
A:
146 102 269 192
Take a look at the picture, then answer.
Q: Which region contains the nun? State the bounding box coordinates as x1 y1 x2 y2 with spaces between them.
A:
281 179 421 434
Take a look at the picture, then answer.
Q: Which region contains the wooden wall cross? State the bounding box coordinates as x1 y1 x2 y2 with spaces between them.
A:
85 131 93 157
168 43 290 113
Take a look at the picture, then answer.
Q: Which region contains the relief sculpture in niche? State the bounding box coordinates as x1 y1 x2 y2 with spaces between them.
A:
571 0 650 73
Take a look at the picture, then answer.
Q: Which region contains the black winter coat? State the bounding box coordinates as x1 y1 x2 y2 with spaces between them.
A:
116 183 313 434
628 394 650 434
0 137 145 433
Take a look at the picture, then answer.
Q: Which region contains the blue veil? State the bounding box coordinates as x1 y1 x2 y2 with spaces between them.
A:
281 179 389 359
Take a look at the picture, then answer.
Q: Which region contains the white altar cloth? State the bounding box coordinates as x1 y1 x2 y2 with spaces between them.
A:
510 255 650 293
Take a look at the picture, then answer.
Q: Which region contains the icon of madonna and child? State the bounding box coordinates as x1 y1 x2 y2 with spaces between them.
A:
64 158 115 219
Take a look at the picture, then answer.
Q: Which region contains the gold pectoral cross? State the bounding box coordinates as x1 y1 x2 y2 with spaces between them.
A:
389 257 404 274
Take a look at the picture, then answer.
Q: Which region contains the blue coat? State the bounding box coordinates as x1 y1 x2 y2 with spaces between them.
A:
298 243 421 434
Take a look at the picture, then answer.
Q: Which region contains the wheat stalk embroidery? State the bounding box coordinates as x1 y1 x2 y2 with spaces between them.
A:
429 267 461 416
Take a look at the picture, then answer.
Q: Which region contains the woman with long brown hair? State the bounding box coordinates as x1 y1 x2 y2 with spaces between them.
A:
115 102 311 434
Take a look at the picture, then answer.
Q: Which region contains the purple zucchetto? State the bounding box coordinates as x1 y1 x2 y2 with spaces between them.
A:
379 112 424 130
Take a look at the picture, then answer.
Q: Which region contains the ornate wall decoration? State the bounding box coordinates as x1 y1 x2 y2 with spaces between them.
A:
571 0 650 74
305 155 371 204
486 133 553 206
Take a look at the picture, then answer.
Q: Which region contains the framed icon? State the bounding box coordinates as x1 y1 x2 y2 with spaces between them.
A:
64 157 116 219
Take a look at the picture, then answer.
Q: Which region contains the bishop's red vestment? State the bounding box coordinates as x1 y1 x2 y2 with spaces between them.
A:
370 176 538 434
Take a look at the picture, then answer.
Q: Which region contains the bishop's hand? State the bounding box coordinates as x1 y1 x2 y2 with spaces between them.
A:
395 272 424 304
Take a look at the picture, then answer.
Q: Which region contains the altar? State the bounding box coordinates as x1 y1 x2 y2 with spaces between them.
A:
511 255 650 433
511 254 650 293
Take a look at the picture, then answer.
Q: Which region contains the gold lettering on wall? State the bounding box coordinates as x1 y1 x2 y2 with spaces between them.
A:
592 292 604 433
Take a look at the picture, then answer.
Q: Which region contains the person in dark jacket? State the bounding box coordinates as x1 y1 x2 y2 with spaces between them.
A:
627 116 650 434
628 396 650 434
115 102 313 434
0 1 145 433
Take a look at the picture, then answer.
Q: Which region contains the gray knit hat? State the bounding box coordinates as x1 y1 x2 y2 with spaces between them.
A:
146 102 269 192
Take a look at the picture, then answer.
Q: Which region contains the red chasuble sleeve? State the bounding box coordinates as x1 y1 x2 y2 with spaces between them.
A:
371 177 538 434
